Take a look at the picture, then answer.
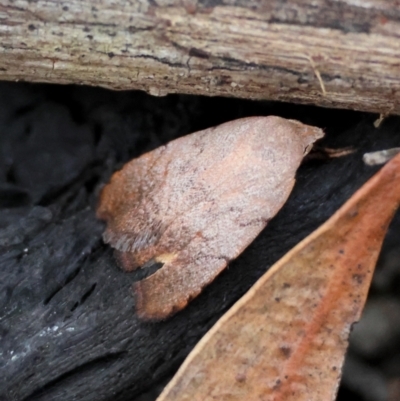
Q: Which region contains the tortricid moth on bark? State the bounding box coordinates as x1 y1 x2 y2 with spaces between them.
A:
97 116 324 320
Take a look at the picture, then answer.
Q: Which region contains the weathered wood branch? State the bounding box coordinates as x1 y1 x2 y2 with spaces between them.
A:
1 0 400 114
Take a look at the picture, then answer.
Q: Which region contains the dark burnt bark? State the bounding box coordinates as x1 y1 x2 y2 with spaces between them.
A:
1 82 400 401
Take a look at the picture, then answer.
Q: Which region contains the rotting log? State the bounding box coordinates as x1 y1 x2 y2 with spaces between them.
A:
1 1 400 114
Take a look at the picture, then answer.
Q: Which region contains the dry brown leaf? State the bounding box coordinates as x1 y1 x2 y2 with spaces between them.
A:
156 153 400 401
97 116 323 320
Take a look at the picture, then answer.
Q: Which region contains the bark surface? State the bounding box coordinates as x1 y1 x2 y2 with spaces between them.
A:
1 1 400 114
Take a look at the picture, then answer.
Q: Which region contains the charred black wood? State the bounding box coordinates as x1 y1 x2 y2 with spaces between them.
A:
1 83 400 401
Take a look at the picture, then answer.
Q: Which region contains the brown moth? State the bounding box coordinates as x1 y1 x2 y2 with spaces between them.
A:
97 117 324 320
155 147 400 401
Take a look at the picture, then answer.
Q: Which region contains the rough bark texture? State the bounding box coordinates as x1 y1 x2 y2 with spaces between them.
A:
1 1 400 114
1 82 400 401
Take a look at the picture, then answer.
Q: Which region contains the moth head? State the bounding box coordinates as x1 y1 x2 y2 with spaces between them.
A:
290 120 325 155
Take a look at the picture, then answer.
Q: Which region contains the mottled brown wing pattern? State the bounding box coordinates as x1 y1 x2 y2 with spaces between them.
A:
97 116 324 320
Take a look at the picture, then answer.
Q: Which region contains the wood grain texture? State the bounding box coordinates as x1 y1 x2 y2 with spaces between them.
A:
1 1 400 114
